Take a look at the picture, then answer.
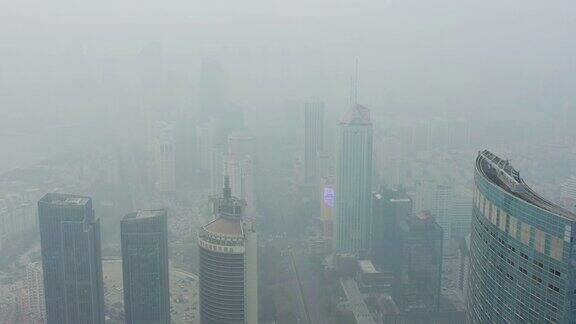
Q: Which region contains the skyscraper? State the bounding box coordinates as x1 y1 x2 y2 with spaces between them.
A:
225 132 256 217
468 150 576 323
371 188 412 269
121 209 170 324
38 193 104 324
24 262 45 323
198 178 258 324
398 211 443 313
152 121 176 194
334 104 373 254
304 98 324 185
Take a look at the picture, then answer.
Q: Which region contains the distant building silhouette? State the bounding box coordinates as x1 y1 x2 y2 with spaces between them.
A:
304 98 324 185
38 193 104 324
121 209 170 324
334 104 373 254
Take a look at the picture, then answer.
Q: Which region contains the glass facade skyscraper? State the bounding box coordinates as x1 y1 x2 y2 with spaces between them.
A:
121 209 170 324
38 193 105 324
468 150 576 323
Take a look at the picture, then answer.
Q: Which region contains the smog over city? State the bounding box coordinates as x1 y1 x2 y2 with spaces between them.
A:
1 1 576 323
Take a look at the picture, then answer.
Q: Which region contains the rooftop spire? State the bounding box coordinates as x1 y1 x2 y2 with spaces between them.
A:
350 58 359 106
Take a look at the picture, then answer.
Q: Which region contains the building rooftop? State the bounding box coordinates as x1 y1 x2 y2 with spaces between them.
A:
203 217 243 237
340 104 371 125
477 150 576 220
123 209 166 221
358 260 379 274
39 193 90 206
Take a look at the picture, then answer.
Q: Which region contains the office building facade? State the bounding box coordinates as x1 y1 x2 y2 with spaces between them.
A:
38 193 104 324
121 209 170 324
468 150 576 323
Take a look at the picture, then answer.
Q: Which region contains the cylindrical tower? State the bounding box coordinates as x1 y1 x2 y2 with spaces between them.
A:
199 177 258 324
467 150 576 323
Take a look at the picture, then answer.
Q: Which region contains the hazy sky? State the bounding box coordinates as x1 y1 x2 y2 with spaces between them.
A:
1 0 575 120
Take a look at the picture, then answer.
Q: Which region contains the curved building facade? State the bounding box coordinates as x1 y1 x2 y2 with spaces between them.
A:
467 150 576 323
198 179 258 324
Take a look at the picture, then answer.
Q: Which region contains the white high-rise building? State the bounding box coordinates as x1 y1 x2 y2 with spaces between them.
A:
224 157 254 217
560 176 576 213
414 180 454 251
25 262 45 322
152 121 176 194
334 104 373 254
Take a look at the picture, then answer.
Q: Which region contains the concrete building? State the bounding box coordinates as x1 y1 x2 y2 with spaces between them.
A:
198 178 258 324
468 150 576 323
335 104 373 254
121 209 170 324
22 262 45 323
304 98 324 185
152 121 176 194
414 180 455 253
38 193 105 324
224 155 255 219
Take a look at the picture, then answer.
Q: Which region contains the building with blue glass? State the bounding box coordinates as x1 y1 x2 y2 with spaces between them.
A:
121 209 170 324
467 150 576 323
38 193 105 324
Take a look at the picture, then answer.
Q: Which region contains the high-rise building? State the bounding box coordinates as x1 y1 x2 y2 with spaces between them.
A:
224 132 256 217
210 145 225 196
468 150 576 323
121 209 170 324
414 180 455 253
457 235 470 301
38 193 104 324
24 262 45 323
152 121 176 194
398 211 443 313
371 188 412 269
304 98 324 185
198 178 258 324
560 175 576 213
199 58 226 118
224 154 255 218
449 190 472 241
334 104 373 254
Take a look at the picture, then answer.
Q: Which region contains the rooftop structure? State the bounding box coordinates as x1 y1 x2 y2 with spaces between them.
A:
477 149 576 220
340 104 371 125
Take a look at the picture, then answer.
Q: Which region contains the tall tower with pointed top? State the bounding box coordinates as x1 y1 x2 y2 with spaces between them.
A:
198 177 258 324
335 104 373 254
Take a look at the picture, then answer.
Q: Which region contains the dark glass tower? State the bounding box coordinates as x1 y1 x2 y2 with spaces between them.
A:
121 209 170 324
398 212 443 313
468 150 576 323
198 178 258 324
38 193 105 324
